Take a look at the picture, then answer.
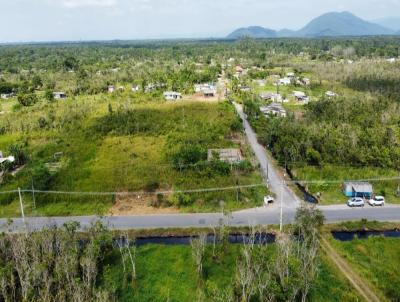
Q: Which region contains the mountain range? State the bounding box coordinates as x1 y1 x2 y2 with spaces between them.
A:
227 12 398 39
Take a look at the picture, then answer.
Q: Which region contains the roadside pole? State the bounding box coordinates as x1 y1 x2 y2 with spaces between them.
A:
18 187 25 224
280 181 283 232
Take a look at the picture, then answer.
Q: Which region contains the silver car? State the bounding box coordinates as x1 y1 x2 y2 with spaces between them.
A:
347 197 365 207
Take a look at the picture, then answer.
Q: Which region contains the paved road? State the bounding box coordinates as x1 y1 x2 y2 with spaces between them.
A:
234 102 300 209
1 205 400 232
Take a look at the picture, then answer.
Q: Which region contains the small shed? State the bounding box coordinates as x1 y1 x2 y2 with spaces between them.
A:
53 92 67 100
208 149 242 164
343 182 373 198
163 91 182 101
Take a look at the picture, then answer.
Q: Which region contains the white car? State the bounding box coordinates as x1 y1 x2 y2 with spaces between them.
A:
347 197 365 207
264 195 274 206
368 196 385 207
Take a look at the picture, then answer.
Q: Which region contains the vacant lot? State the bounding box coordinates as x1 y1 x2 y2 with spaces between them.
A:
0 97 266 217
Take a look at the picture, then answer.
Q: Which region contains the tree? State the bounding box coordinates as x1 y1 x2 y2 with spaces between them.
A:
17 93 37 106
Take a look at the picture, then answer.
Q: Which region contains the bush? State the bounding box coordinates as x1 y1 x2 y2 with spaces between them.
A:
172 192 192 206
9 144 28 166
172 145 206 169
17 93 38 106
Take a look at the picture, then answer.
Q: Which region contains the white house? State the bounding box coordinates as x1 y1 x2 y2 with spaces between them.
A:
293 91 309 102
1 93 15 99
0 151 15 164
260 103 287 118
53 92 67 100
260 92 282 103
108 85 115 93
132 85 140 92
275 77 292 86
163 91 182 101
325 91 338 98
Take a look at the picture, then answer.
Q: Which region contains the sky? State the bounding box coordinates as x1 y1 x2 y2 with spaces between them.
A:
0 0 399 42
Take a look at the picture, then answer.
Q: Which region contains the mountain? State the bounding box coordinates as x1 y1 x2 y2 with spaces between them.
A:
227 11 395 39
373 17 400 31
297 12 394 37
227 26 277 39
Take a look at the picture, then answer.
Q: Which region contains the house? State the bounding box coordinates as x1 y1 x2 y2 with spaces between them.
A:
163 91 182 101
207 149 242 164
275 77 292 86
239 85 251 92
260 92 282 103
1 93 15 100
53 92 67 100
108 85 115 93
0 151 15 165
118 86 125 92
287 72 295 78
253 79 267 87
194 83 216 97
299 78 311 86
325 91 338 98
203 88 216 98
387 58 396 63
260 103 287 118
293 91 309 102
343 182 373 198
132 85 140 92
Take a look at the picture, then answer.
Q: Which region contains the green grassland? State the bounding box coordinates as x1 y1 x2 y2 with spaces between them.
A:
103 243 361 302
292 165 400 205
0 96 267 217
330 236 400 301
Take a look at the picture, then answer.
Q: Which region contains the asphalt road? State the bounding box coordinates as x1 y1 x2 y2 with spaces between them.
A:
1 205 400 232
234 102 300 209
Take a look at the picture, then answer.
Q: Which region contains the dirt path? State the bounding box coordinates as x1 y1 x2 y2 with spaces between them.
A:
321 237 385 302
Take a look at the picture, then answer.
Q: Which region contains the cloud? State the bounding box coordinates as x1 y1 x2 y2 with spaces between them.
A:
58 0 118 8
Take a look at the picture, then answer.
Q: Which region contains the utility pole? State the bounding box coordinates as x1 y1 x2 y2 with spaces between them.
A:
18 187 25 224
31 177 36 209
280 181 284 232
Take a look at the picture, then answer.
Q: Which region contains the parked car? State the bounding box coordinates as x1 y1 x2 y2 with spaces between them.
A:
347 197 365 207
264 195 274 206
368 196 385 207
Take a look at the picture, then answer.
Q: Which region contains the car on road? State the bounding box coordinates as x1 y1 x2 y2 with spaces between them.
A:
264 195 274 206
368 196 385 207
347 197 365 207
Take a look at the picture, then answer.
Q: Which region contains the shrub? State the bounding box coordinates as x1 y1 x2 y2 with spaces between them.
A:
17 93 38 107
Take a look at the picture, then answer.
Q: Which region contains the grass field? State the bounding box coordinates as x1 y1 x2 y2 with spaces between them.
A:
331 236 400 301
103 243 361 302
0 96 267 217
292 165 400 205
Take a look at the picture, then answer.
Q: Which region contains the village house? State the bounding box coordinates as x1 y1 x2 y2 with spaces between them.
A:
1 93 15 100
343 182 373 198
163 91 182 101
293 91 309 102
253 79 267 87
260 103 287 118
239 85 251 92
275 77 292 86
260 92 283 102
299 77 311 86
108 85 115 93
194 83 217 97
0 151 15 165
132 85 140 92
207 149 243 164
53 92 67 100
325 91 338 98
287 72 295 78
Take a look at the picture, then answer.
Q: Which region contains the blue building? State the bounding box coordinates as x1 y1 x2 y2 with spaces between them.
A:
343 182 373 198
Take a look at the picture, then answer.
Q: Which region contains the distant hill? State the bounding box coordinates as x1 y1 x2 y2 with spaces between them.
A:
227 11 396 39
373 17 400 31
297 12 394 37
227 26 276 39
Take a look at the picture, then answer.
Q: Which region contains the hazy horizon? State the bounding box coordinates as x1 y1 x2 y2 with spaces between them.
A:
1 0 400 43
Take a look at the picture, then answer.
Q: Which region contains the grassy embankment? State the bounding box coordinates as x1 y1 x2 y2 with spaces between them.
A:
330 235 400 301
0 95 266 217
